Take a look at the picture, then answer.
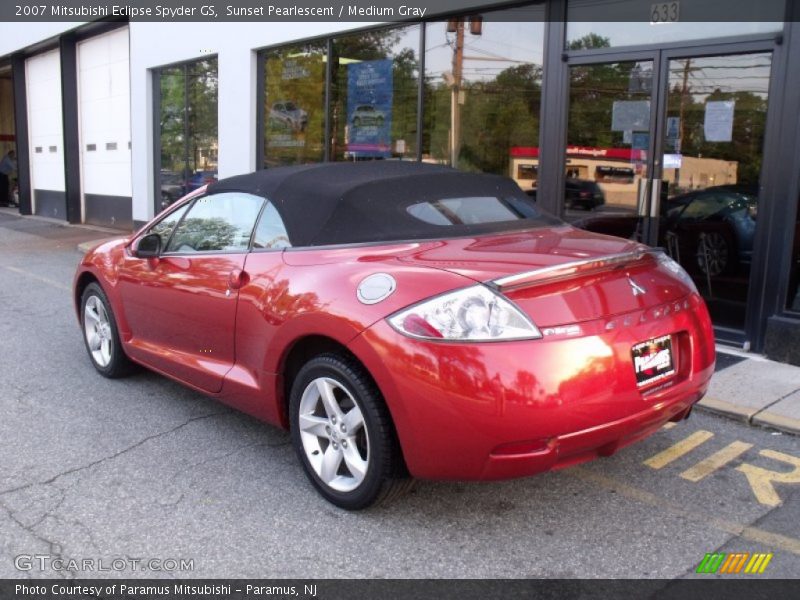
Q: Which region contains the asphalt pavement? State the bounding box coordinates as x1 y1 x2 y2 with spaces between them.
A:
1 209 799 580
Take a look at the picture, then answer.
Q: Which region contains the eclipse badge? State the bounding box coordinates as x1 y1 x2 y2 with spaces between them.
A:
628 277 646 297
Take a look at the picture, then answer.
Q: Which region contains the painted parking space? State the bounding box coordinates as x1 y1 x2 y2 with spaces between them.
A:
568 410 800 575
644 423 800 507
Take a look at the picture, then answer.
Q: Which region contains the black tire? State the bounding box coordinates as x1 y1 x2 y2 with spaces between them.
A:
80 282 135 378
289 353 411 510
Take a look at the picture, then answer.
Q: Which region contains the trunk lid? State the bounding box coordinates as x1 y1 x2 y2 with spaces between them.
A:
396 226 690 327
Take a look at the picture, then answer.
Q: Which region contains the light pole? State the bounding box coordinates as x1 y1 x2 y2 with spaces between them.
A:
446 16 482 167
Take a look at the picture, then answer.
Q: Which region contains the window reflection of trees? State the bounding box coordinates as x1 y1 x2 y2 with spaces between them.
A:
264 42 327 166
665 54 771 189
168 217 239 252
159 59 218 198
424 20 544 176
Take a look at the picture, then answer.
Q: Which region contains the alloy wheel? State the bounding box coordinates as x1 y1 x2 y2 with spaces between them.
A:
297 377 369 493
696 232 729 277
83 295 113 367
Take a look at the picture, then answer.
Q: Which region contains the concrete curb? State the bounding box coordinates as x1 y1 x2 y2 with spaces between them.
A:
696 396 800 436
1 208 128 254
751 412 800 436
696 396 755 423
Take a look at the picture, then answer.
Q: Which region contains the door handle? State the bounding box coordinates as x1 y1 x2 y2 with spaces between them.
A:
227 268 248 290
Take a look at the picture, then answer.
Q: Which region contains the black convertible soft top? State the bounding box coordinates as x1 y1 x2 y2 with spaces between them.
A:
207 161 558 247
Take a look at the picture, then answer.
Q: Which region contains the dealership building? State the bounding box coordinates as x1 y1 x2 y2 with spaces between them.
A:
1 0 799 364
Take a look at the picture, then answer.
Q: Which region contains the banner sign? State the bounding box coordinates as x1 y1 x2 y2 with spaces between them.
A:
346 59 393 158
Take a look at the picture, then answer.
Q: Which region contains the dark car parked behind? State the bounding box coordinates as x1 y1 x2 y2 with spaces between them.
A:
565 178 605 210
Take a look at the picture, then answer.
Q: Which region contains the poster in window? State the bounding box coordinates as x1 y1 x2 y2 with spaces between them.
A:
704 100 735 142
611 100 650 132
347 59 393 158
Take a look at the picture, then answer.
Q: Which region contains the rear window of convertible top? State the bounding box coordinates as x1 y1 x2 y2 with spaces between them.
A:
305 173 561 246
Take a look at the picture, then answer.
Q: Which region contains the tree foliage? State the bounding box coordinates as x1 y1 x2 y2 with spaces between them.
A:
159 60 218 178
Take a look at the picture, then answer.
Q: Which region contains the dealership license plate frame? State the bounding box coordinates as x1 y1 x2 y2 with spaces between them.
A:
632 334 676 388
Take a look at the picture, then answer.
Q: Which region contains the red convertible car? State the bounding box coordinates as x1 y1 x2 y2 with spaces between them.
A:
74 162 715 509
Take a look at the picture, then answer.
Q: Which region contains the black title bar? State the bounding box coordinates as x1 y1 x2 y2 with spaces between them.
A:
2 579 800 600
1 0 792 22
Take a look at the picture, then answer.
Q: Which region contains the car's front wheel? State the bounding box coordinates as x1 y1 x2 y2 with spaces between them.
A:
81 282 134 378
289 354 410 509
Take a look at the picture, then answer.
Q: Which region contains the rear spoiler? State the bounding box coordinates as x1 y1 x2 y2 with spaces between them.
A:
487 248 663 292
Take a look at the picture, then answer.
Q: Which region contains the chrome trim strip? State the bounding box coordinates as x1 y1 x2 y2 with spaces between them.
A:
490 249 663 290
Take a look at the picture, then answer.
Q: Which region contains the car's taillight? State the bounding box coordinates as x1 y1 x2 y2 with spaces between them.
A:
387 284 541 342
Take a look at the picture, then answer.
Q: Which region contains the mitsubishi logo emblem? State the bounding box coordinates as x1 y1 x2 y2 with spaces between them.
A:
628 277 646 297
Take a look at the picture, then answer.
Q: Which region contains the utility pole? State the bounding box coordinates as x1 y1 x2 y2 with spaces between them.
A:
675 58 697 190
678 58 690 149
450 20 464 168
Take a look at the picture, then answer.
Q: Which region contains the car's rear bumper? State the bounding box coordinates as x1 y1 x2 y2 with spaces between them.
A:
349 292 715 481
478 386 698 480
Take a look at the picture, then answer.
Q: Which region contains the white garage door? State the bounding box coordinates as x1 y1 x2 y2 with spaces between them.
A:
26 49 65 219
78 27 132 227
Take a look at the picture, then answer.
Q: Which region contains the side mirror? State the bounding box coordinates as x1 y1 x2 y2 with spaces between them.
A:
133 233 162 258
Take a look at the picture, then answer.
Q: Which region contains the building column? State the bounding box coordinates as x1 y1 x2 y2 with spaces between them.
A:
537 0 567 216
11 53 31 215
59 34 81 224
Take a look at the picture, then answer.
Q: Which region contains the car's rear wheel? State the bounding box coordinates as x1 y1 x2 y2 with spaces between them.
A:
695 231 731 277
289 353 410 509
81 282 134 378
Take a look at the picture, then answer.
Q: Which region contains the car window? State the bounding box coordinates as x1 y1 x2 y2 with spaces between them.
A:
252 201 292 250
300 171 561 247
680 194 730 220
147 202 191 247
407 197 524 226
165 192 264 253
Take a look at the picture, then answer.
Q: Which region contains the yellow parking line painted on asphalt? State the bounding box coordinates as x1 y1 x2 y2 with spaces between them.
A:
569 467 800 556
662 422 677 430
644 430 715 469
736 449 800 507
4 266 70 291
680 441 754 482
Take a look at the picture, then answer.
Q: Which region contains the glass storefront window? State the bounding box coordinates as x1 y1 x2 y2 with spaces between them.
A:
157 58 218 208
567 0 783 49
329 25 420 162
563 60 653 231
659 53 772 329
423 15 544 178
788 193 800 312
263 41 327 167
